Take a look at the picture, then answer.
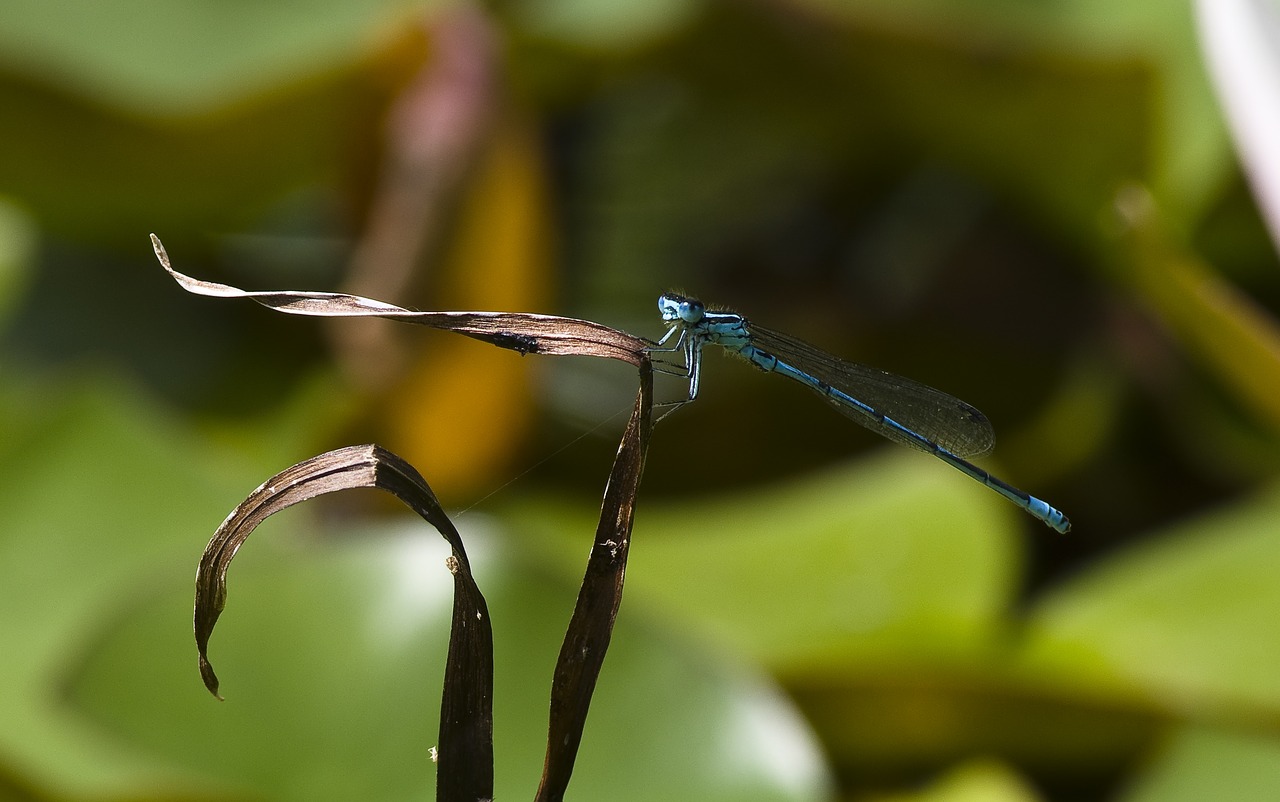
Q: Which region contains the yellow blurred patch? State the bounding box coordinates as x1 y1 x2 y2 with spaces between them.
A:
382 117 554 502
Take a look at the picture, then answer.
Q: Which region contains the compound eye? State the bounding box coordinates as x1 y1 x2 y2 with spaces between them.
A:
679 299 704 323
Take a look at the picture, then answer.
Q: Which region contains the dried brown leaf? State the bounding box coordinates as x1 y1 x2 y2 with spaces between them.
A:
152 234 647 365
536 366 653 802
192 444 493 801
162 231 659 800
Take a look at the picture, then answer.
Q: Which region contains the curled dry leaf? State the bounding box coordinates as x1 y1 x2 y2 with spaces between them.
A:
162 233 657 800
194 444 495 800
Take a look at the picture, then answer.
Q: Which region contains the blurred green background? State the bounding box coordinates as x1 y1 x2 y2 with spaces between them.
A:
4 1 1280 801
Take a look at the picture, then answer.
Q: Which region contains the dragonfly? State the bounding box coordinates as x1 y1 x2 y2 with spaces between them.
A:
649 293 1071 533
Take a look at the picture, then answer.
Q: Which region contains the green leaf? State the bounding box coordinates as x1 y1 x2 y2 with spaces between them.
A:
1020 480 1280 715
795 0 1227 227
0 2 434 242
66 521 834 802
1120 725 1280 802
0 373 254 798
1117 190 1280 438
512 0 699 48
555 2 1155 301
870 759 1043 802
0 0 432 114
510 449 1022 675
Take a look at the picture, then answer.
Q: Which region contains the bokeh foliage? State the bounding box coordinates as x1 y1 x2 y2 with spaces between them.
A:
3 1 1280 801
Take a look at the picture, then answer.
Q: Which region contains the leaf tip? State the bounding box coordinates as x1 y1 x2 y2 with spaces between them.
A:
149 233 169 267
199 653 224 701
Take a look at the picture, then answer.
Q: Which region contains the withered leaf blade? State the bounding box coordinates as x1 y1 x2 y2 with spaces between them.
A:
161 231 658 800
194 444 493 802
536 365 653 802
151 234 648 365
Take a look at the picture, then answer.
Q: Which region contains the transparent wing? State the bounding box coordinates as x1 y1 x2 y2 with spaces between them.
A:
745 323 995 458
